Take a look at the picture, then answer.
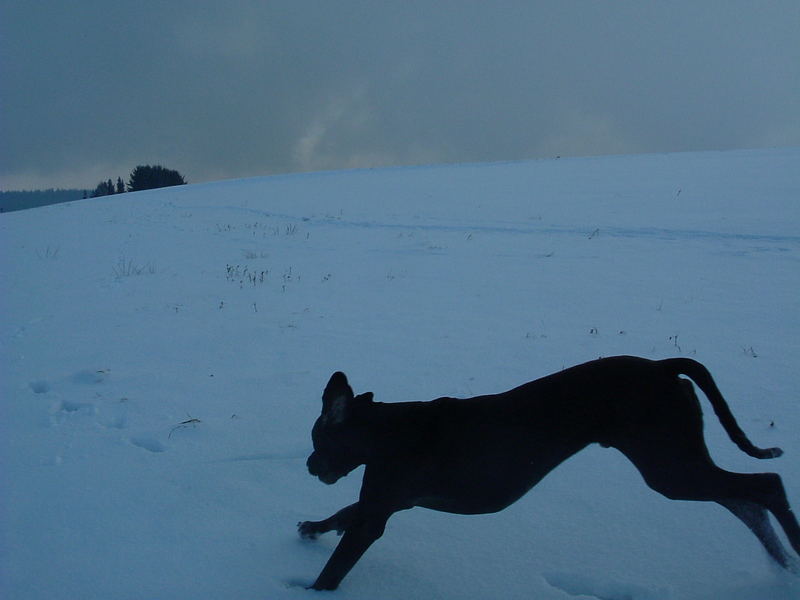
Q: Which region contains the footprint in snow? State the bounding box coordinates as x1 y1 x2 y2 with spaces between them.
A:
56 400 96 415
33 369 166 455
29 369 108 398
282 579 313 590
543 572 668 600
98 398 130 430
29 380 51 394
129 435 166 453
49 399 97 426
71 369 110 385
36 370 130 432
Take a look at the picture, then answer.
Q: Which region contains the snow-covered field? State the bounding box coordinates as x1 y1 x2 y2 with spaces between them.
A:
2 148 798 599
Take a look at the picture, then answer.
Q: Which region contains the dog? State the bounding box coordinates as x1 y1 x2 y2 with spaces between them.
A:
298 356 800 590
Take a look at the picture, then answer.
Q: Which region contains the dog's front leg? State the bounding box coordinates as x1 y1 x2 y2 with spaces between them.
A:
309 510 391 590
298 502 359 539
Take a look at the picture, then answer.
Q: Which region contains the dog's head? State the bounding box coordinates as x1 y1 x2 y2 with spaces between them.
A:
306 372 374 484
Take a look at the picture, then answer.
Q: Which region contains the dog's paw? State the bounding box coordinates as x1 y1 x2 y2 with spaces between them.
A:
309 578 339 591
298 520 321 540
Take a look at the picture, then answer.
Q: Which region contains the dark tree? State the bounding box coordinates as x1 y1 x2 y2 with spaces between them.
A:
127 165 187 192
116 177 125 194
91 180 114 197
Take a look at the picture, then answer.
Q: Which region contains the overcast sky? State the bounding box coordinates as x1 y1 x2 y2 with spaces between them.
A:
2 1 799 190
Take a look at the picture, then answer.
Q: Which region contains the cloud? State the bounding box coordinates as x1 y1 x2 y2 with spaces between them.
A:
292 84 375 171
1 1 799 190
531 111 641 159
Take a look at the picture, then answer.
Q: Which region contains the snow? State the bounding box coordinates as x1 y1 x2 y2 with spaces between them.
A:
1 148 799 599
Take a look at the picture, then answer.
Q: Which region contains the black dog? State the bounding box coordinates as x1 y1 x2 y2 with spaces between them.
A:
299 356 800 590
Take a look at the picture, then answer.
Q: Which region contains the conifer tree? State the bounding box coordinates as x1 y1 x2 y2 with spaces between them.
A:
127 165 186 192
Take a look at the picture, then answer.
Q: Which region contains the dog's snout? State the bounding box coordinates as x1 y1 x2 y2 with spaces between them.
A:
307 452 321 476
306 452 342 484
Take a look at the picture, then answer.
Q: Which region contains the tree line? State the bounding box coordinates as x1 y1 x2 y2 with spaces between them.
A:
88 165 186 198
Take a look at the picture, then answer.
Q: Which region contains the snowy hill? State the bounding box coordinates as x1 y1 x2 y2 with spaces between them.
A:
2 148 799 599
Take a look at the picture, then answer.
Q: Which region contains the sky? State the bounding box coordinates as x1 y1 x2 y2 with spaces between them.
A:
1 1 799 191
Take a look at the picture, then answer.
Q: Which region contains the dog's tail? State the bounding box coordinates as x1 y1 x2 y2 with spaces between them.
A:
661 358 783 460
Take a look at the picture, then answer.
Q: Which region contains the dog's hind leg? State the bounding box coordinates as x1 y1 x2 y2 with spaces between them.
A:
714 470 800 563
617 440 800 572
718 499 799 573
299 502 359 539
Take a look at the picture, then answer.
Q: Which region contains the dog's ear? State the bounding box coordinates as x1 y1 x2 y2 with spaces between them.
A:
322 372 354 424
354 392 373 404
